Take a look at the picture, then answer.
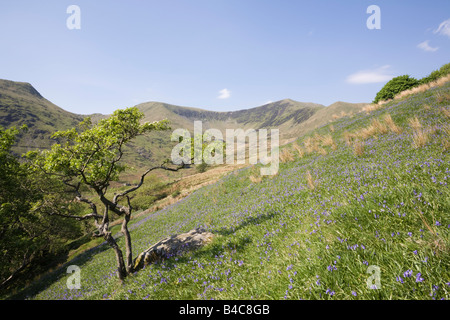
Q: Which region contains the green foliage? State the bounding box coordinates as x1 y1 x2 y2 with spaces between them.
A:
373 75 419 104
171 189 181 198
191 132 225 170
196 161 208 173
0 126 82 293
130 176 169 211
15 107 173 285
419 62 450 85
30 107 170 190
373 62 450 104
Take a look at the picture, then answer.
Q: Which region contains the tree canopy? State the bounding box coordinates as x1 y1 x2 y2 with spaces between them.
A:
26 107 175 281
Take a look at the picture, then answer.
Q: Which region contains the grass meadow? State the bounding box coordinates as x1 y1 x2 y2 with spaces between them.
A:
12 81 450 300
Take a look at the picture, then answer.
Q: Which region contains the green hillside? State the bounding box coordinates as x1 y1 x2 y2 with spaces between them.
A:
0 79 365 176
12 76 450 300
0 79 84 155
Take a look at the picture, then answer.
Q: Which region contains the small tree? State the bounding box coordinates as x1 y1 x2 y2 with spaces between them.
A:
28 107 185 281
419 62 450 85
373 75 419 104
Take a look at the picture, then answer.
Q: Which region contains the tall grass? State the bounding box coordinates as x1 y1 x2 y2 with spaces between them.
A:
383 114 402 134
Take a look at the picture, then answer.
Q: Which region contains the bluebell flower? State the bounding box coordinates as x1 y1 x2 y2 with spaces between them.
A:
415 273 424 283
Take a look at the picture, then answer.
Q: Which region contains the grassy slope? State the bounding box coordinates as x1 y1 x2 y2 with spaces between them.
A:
10 82 450 300
0 79 84 154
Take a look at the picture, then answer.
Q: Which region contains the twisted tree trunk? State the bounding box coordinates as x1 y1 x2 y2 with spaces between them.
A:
104 231 127 282
121 209 134 275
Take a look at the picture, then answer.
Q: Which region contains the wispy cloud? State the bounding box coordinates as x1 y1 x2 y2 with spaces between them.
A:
218 88 231 99
346 65 394 84
417 40 439 52
434 18 450 38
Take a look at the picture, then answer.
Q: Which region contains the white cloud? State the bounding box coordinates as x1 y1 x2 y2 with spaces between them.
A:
434 18 450 38
218 88 231 99
346 65 394 84
417 40 439 52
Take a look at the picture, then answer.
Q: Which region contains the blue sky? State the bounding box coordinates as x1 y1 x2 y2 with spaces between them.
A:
0 0 449 114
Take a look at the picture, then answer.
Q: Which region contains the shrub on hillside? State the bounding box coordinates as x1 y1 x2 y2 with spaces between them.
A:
419 62 450 85
196 161 208 173
373 75 420 104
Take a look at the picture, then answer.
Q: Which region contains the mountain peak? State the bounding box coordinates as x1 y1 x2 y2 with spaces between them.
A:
0 79 43 99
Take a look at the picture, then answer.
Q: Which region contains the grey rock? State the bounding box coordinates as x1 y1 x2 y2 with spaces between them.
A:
133 228 214 271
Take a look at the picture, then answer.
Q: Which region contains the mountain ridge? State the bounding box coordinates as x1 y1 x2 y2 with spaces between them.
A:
0 78 367 167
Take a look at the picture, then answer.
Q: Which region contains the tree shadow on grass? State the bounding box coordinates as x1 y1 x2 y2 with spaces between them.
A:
7 240 112 300
148 233 253 274
146 210 278 273
213 210 278 236
10 210 278 299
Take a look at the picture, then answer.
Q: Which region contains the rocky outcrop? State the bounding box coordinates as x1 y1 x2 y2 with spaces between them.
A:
133 228 214 271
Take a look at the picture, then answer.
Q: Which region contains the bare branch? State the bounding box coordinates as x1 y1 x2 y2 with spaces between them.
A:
49 211 103 221
113 162 187 204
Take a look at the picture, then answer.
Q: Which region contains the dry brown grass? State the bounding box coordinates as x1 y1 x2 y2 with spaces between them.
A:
441 107 450 118
435 91 450 104
412 128 429 148
442 125 450 151
408 116 422 130
408 116 429 148
320 134 335 147
383 114 402 134
353 140 365 157
249 174 262 184
316 133 335 152
414 210 447 255
372 119 388 134
304 137 314 154
354 118 388 140
280 148 294 163
393 74 450 101
362 103 384 114
305 170 317 190
407 116 429 148
359 124 378 140
343 131 355 146
329 125 335 132
292 142 304 158
317 147 327 155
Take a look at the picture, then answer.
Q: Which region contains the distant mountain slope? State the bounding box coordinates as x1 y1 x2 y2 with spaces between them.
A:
135 99 326 145
0 79 84 154
0 78 367 170
136 99 366 143
290 101 367 138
